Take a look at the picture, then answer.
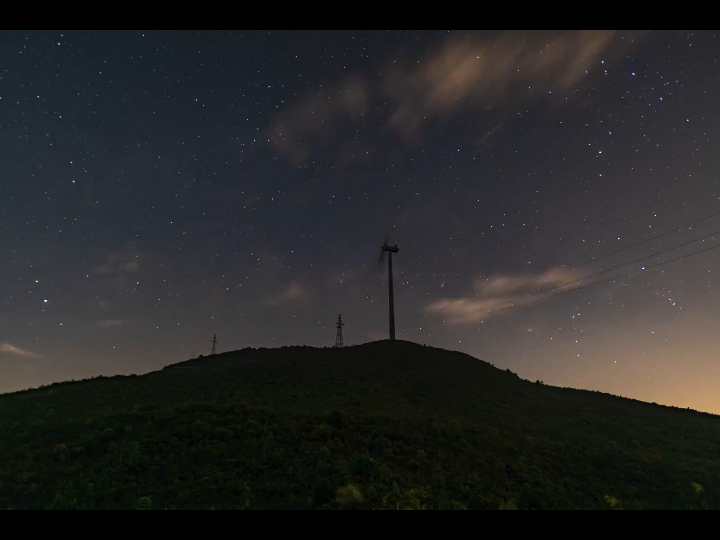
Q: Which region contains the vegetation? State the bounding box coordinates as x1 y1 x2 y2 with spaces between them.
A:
0 340 717 510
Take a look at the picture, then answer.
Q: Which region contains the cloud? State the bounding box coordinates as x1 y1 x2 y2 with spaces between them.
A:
476 267 580 296
270 31 637 163
426 267 587 324
94 252 140 276
384 30 619 137
425 295 520 323
93 252 141 291
88 319 127 329
263 283 310 306
269 76 368 165
0 343 41 359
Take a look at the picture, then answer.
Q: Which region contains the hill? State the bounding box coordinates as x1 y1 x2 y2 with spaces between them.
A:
0 340 717 510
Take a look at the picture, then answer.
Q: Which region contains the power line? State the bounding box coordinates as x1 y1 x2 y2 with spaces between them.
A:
443 224 720 322
397 210 720 328
395 179 720 330
446 238 720 323
542 228 720 300
394 206 720 327
557 240 720 298
572 175 719 239
579 206 720 266
466 206 720 317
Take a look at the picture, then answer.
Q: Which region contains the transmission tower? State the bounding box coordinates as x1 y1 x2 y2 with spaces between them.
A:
334 314 345 348
210 334 217 356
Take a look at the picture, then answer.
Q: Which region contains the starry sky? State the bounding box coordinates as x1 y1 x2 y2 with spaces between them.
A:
2 30 720 412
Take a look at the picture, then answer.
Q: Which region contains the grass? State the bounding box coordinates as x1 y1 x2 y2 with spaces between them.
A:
0 340 717 509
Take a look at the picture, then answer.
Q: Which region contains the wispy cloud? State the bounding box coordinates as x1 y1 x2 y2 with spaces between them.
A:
88 319 127 329
476 268 580 296
0 343 42 359
384 30 620 137
426 267 587 324
269 76 368 165
93 252 140 276
93 252 141 291
270 31 638 163
263 283 310 306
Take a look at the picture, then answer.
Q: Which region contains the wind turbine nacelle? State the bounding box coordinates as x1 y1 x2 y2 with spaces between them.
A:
381 244 399 253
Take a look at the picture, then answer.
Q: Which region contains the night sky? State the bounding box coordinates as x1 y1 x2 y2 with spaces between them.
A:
2 30 719 413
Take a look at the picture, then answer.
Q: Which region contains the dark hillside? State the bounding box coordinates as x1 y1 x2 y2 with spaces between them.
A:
0 340 717 509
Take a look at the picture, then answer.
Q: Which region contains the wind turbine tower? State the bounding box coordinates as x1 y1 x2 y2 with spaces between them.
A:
379 236 400 340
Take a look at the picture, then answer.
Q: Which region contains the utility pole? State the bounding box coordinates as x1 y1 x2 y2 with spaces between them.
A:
334 314 345 348
210 334 217 356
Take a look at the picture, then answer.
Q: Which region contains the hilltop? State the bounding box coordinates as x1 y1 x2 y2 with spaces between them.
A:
0 340 717 509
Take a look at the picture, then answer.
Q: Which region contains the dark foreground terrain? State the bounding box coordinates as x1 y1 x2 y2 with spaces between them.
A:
0 340 718 509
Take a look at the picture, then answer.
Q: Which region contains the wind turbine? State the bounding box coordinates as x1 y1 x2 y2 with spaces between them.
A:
378 235 399 340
